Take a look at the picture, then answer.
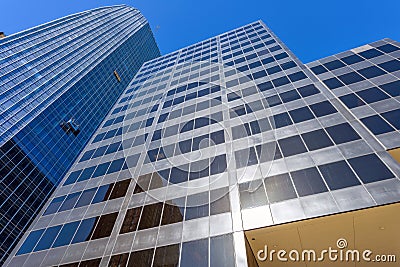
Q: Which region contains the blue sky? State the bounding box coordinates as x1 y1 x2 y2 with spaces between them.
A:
1 0 399 62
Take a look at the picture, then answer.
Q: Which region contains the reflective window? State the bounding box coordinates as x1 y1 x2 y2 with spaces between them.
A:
376 44 399 53
109 253 129 267
33 225 62 251
323 77 343 89
289 106 315 123
91 212 118 240
339 93 366 108
318 161 360 190
53 221 80 248
324 60 345 70
310 65 328 75
239 181 268 209
185 192 209 220
358 66 386 79
180 238 208 267
161 198 184 225
291 167 328 196
129 248 154 267
138 203 163 230
210 234 235 267
382 109 400 130
326 123 361 144
72 218 97 243
341 54 364 65
264 173 297 203
109 179 130 200
44 196 65 215
92 184 113 204
297 84 319 97
356 87 389 103
274 112 293 128
301 129 333 151
272 76 290 87
310 101 337 117
361 115 395 135
338 72 364 85
153 244 180 267
210 187 230 215
348 154 394 183
379 80 400 97
278 135 307 157
75 188 97 208
120 207 142 233
359 49 383 59
58 192 80 212
16 229 45 255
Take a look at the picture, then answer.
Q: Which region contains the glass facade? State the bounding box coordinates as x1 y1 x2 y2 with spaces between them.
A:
0 5 160 264
5 19 400 267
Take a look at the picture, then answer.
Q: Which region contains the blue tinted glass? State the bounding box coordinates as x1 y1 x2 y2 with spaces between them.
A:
16 229 45 255
58 192 81 212
382 109 400 130
71 218 97 243
75 188 97 208
43 196 65 215
319 161 360 190
52 221 80 248
361 115 394 135
92 184 113 204
33 225 62 251
348 154 394 183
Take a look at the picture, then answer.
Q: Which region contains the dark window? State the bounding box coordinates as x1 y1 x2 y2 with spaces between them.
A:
138 203 163 230
310 65 328 75
169 166 189 184
77 166 96 182
288 71 307 82
359 49 383 59
319 161 360 190
323 77 343 89
361 115 394 135
109 179 130 200
185 192 209 220
376 44 399 53
34 225 62 251
379 80 400 97
180 239 208 267
338 72 364 85
120 207 142 233
266 66 281 75
266 95 282 107
339 93 366 108
152 129 162 141
273 112 293 128
262 56 274 64
274 52 288 60
227 92 241 102
235 147 258 168
92 162 111 178
129 249 154 267
252 70 267 79
326 123 361 144
210 130 225 145
108 158 125 174
91 212 118 239
281 61 297 70
324 60 345 70
179 139 192 154
291 167 328 196
153 244 180 267
280 90 301 102
64 170 82 185
161 198 184 225
297 84 319 97
92 146 107 158
272 76 290 87
382 109 400 129
341 54 364 65
258 81 274 91
278 135 307 157
356 87 389 103
302 129 333 151
378 60 400 72
348 154 394 183
52 221 80 248
358 66 386 79
289 107 314 123
264 173 297 203
210 154 227 175
310 101 337 117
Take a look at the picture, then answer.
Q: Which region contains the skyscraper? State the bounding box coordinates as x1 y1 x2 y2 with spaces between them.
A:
6 18 400 267
0 5 160 264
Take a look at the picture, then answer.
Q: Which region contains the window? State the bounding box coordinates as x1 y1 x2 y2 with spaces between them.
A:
378 60 400 72
337 72 364 85
17 229 45 255
297 84 319 97
120 207 142 233
138 203 163 230
58 192 80 212
266 95 281 107
324 60 345 70
264 173 297 203
358 66 386 79
376 44 399 53
339 93 366 108
359 49 383 59
280 90 301 103
181 239 208 267
323 77 343 89
53 221 80 248
356 87 389 103
44 196 65 215
288 71 307 82
91 212 118 239
310 65 328 75
310 101 337 117
185 192 209 220
272 76 290 87
153 244 180 267
341 54 364 65
266 66 281 75
92 184 113 204
382 109 400 129
258 81 274 91
274 112 293 128
291 167 328 196
235 147 258 168
361 115 394 135
289 106 315 123
75 188 97 208
302 129 333 151
326 123 361 144
210 234 235 267
348 154 394 183
379 80 400 97
129 249 154 266
239 181 267 209
278 135 307 157
161 198 184 225
34 225 62 251
109 179 130 200
77 166 96 182
318 161 360 190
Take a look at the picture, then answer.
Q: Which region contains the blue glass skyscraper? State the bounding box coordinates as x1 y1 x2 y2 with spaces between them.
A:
0 5 160 263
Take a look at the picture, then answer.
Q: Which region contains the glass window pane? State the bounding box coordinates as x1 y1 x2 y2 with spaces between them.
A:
210 234 235 267
17 229 45 255
75 188 97 208
120 207 142 234
278 135 307 157
161 198 184 225
264 173 297 203
318 161 360 190
138 203 163 230
91 212 118 240
33 225 62 251
52 221 80 248
291 167 328 196
301 129 333 151
348 154 394 183
180 238 208 267
326 123 361 144
128 248 154 267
